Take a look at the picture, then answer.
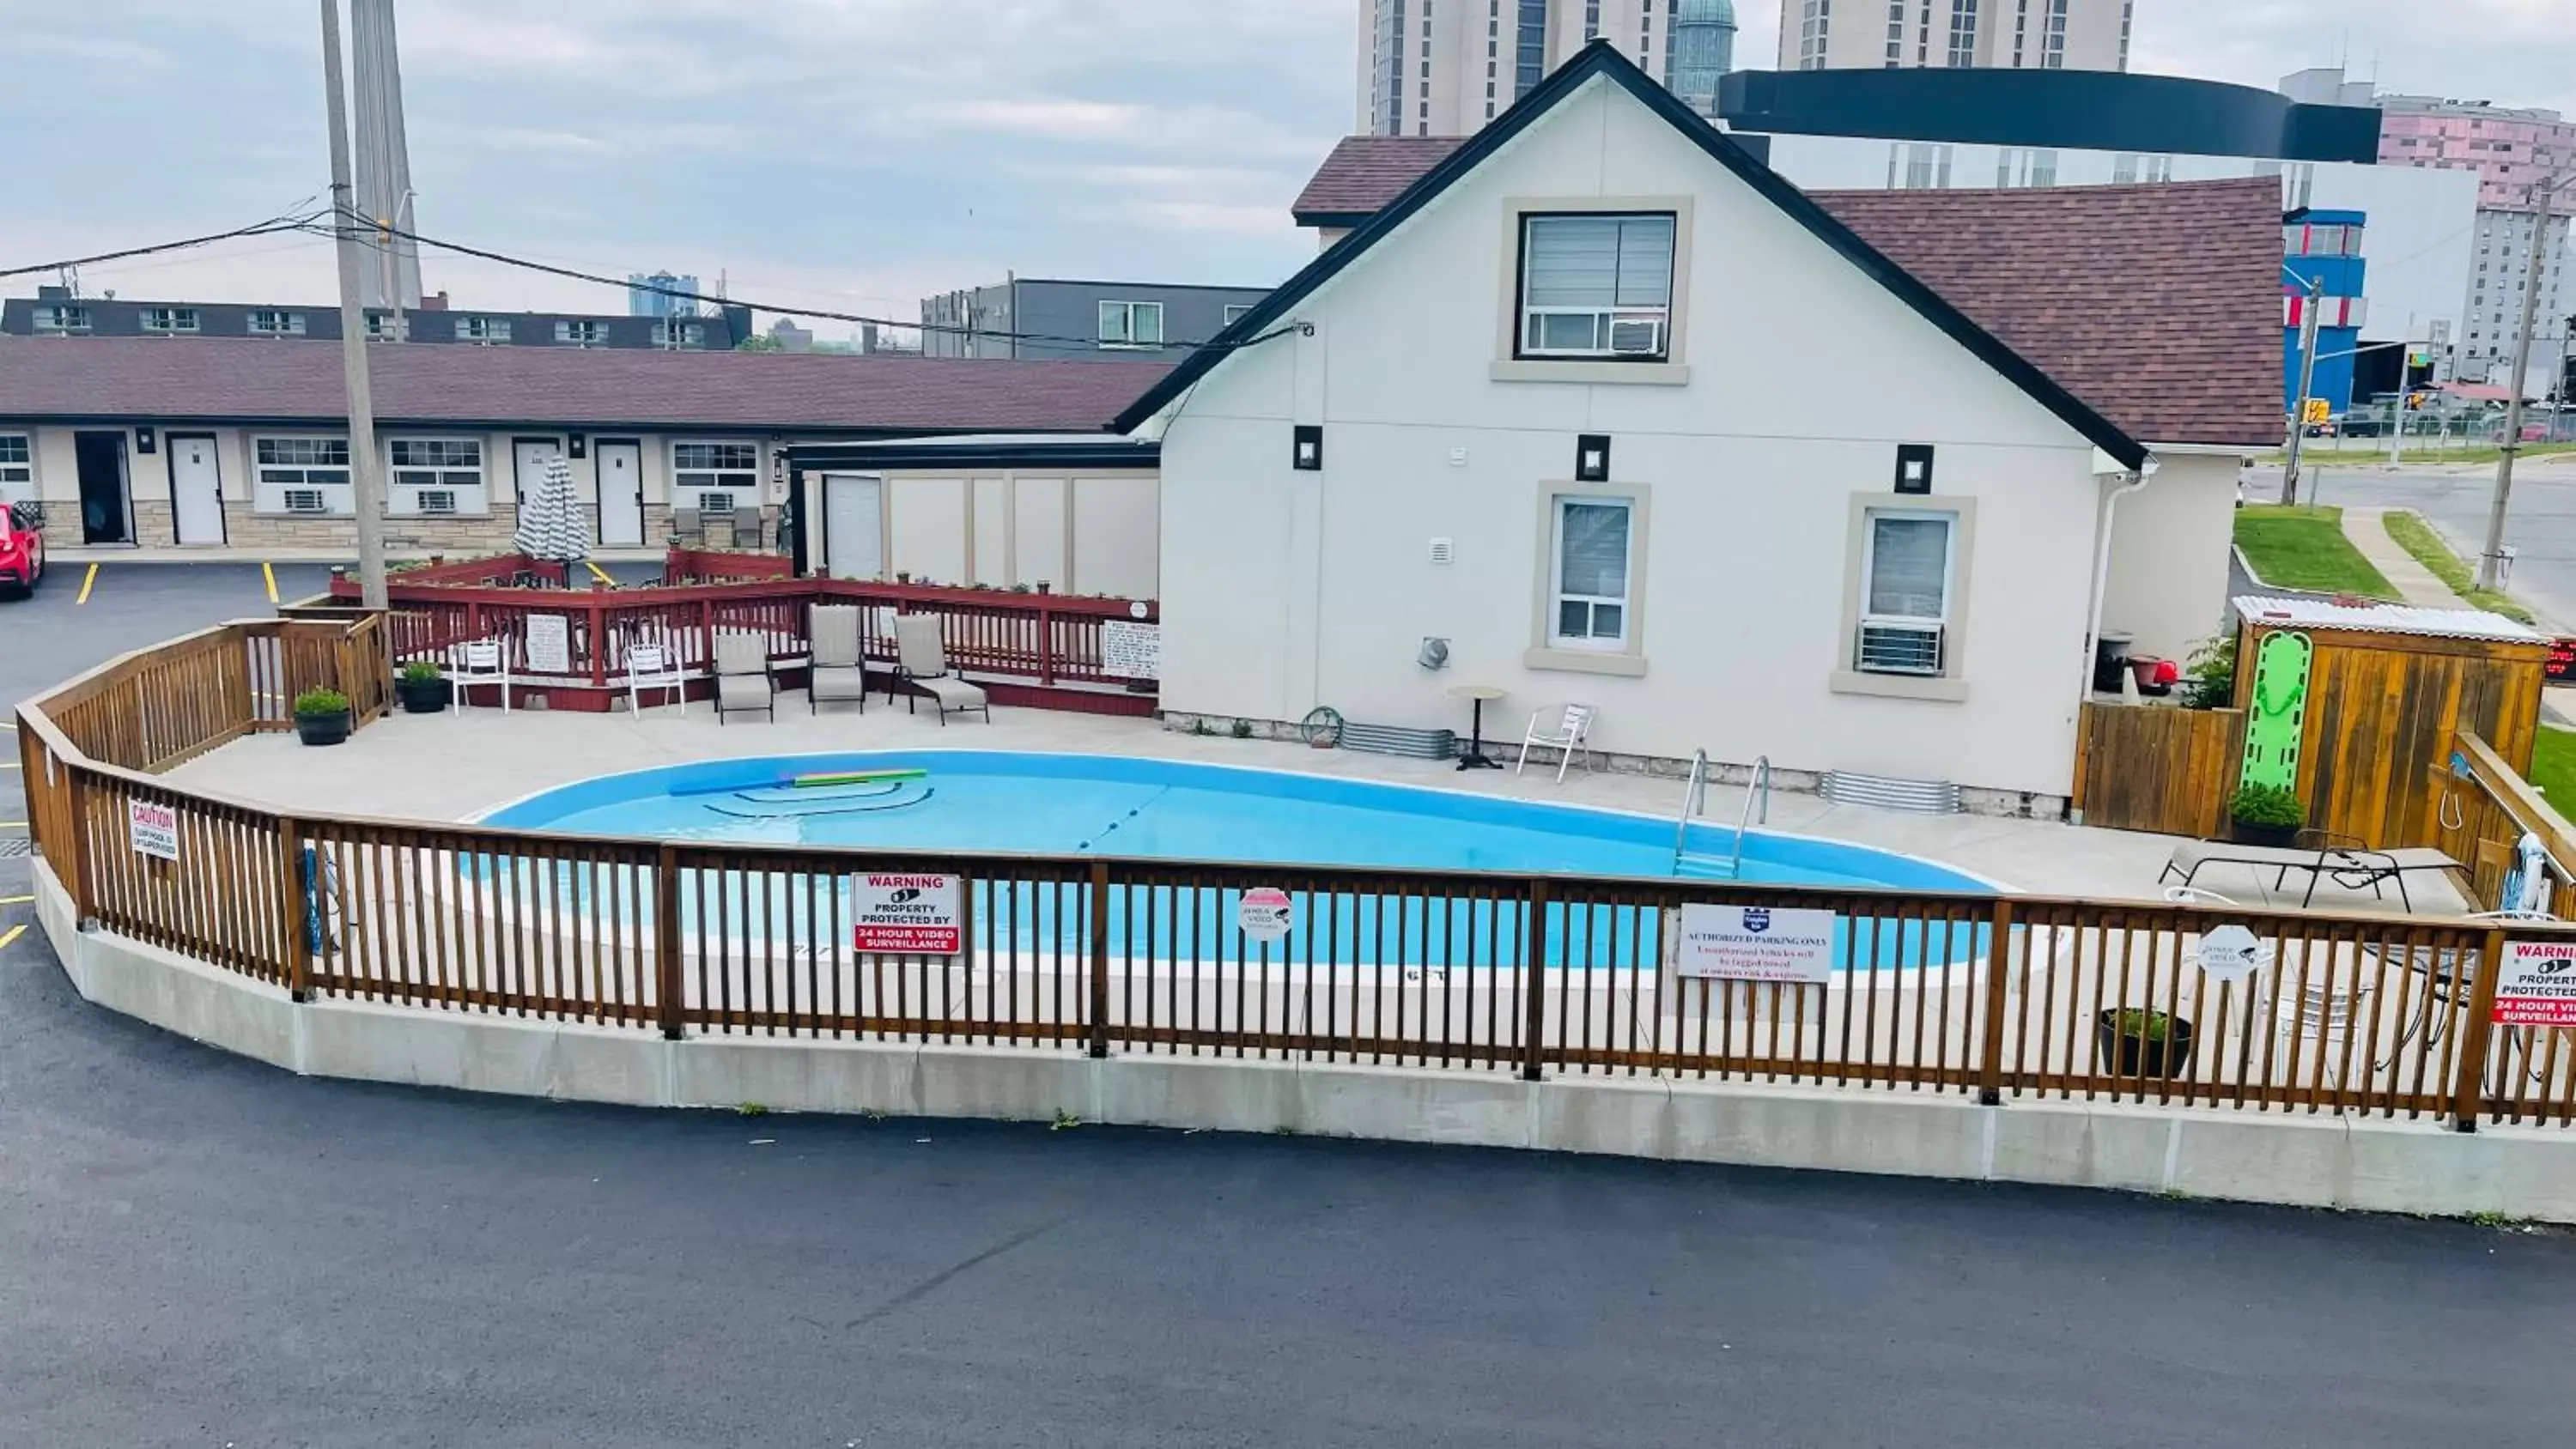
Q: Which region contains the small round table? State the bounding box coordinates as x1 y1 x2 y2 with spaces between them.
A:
1449 684 1507 771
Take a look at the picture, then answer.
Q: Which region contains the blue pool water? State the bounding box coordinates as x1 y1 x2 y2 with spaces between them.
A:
480 753 1994 971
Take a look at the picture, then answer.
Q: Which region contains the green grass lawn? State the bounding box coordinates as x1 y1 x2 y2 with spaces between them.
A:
2380 511 2538 623
2256 440 2576 467
2530 726 2576 812
2232 505 2399 598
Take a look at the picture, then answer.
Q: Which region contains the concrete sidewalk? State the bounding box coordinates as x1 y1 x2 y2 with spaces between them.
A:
2338 506 2465 609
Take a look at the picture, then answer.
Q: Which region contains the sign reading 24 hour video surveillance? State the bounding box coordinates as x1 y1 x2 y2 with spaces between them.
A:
1674 904 1837 985
2497 939 2576 1027
850 873 963 955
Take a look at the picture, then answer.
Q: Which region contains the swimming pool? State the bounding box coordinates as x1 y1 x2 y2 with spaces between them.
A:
477 753 1993 973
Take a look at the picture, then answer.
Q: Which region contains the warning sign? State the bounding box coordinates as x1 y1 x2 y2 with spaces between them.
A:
1674 904 1837 985
2496 939 2576 1027
128 798 179 862
1238 887 1292 944
851 873 963 955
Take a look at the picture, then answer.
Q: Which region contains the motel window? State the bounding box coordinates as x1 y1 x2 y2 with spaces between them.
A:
33 306 90 335
672 440 759 513
0 434 32 500
1097 301 1165 349
1223 304 1256 327
652 319 705 349
1855 511 1955 676
555 319 606 348
1516 214 1675 360
387 438 488 517
454 316 513 344
248 310 307 336
1550 497 1633 649
364 310 407 342
253 437 355 516
140 306 200 334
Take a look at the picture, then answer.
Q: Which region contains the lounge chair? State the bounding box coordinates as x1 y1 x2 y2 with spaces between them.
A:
711 633 775 724
625 640 685 715
890 615 989 725
1516 703 1597 782
2160 839 2467 911
807 605 867 715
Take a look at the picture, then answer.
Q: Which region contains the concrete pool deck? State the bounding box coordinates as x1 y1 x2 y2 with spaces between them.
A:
166 700 2445 911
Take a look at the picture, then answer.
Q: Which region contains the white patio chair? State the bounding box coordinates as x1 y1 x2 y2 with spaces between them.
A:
891 614 989 725
1516 703 1597 782
807 604 868 715
453 639 513 715
625 640 685 716
711 633 775 724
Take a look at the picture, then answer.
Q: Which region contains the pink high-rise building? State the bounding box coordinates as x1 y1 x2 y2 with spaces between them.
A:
2377 96 2576 209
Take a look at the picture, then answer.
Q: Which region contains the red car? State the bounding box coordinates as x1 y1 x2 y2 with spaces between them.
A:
0 502 47 594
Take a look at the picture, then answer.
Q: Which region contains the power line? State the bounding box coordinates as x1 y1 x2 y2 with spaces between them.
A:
0 206 330 283
302 207 1292 355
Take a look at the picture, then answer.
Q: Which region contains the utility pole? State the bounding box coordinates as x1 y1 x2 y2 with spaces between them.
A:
319 0 390 611
2478 179 2571 591
2281 275 2324 506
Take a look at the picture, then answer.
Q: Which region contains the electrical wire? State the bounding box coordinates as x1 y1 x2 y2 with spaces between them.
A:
0 204 331 282
301 206 1295 355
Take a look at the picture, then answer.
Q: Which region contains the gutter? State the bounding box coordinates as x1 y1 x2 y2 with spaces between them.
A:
2081 456 2160 704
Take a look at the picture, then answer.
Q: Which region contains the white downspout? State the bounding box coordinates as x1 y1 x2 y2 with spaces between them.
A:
2081 456 2159 705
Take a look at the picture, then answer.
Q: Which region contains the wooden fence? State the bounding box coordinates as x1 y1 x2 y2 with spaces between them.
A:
18 619 2576 1129
2073 704 2245 838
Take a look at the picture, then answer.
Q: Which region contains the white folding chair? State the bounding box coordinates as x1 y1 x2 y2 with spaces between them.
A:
626 641 685 715
453 639 512 714
1516 703 1597 782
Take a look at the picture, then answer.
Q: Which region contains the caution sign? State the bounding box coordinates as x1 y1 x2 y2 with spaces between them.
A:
851 873 963 955
128 798 179 862
2496 940 2576 1027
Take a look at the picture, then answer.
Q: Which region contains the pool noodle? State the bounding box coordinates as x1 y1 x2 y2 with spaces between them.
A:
793 767 927 787
706 786 935 821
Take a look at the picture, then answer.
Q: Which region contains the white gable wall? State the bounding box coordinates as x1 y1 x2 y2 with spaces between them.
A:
1158 76 2125 799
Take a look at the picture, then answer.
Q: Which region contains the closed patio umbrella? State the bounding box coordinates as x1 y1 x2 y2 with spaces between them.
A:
513 452 588 565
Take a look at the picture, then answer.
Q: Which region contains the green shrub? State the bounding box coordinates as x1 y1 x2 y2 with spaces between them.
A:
1230 718 1254 739
2105 1008 2181 1042
398 660 443 684
2181 631 2237 710
294 688 350 716
2229 783 2304 828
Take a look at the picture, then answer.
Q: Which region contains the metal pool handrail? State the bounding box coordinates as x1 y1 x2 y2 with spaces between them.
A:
1672 749 1710 872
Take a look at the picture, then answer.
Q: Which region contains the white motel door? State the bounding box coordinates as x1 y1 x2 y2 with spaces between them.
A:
823 475 884 579
594 440 645 547
169 434 226 545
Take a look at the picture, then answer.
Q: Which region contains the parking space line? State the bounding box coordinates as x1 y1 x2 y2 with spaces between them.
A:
262 561 280 604
0 895 28 906
0 925 24 952
75 563 98 605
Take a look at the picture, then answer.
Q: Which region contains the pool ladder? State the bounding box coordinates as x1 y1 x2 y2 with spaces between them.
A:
1672 752 1770 880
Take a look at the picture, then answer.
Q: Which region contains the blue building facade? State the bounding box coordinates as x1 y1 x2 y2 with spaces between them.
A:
2284 209 2367 415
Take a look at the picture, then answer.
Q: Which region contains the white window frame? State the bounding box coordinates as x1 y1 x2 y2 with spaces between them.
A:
386 436 489 517
363 311 407 342
1097 300 1165 349
455 316 513 344
1548 495 1635 651
1525 482 1651 676
33 305 90 335
140 306 200 334
555 319 607 348
671 440 760 512
1515 212 1678 361
1834 498 1975 702
0 433 33 501
247 310 307 336
1222 303 1256 327
252 435 355 516
650 318 705 349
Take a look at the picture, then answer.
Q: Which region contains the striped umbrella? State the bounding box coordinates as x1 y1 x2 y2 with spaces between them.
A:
513 453 588 564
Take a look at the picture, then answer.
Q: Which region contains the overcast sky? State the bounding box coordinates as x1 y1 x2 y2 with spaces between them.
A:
1 0 2569 338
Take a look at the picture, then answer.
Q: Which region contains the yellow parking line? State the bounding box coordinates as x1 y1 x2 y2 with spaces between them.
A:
0 925 24 952
75 563 97 605
262 561 279 604
0 895 30 905
0 822 25 830
585 560 615 586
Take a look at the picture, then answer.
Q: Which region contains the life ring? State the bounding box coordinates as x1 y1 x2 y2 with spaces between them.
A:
1300 706 1345 749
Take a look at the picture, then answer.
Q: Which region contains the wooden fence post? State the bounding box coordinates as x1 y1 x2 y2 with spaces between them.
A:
1521 880 1552 1082
2449 926 2510 1133
63 766 93 924
1037 603 1057 686
276 816 310 1001
1978 899 2017 1106
1087 862 1111 1059
656 845 686 1041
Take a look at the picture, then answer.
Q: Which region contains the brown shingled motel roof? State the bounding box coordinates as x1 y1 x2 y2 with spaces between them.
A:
1291 137 2282 448
0 336 1166 435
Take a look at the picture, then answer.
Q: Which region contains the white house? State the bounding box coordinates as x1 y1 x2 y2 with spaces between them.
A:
1120 43 2277 809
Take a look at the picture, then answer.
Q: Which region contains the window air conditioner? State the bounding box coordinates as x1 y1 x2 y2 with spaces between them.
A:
283 488 329 515
698 491 737 514
418 489 459 516
1607 318 1666 355
1856 621 1946 676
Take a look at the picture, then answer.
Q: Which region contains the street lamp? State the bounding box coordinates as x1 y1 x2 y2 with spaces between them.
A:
2476 173 2576 591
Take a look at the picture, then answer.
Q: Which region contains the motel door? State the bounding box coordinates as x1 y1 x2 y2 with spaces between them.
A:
168 433 227 545
593 440 646 547
823 474 884 579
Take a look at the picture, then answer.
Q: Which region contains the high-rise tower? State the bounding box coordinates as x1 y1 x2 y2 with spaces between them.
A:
349 0 423 311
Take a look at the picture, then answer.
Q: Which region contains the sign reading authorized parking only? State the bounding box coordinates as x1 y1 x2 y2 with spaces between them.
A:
850 873 963 955
1674 904 1837 985
2496 939 2576 1027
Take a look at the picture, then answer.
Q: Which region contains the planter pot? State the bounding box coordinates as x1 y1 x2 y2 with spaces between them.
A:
2096 1010 2196 1079
294 709 353 747
2231 819 2300 848
396 676 452 714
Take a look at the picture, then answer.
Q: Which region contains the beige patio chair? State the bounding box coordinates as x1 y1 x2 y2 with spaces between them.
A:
807 605 867 715
671 506 702 547
711 632 775 724
890 614 989 725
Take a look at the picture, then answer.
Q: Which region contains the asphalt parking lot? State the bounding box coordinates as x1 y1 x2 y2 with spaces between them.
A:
2 563 2573 1448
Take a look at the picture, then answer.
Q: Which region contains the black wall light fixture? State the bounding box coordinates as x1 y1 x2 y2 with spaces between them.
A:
1576 433 1611 482
134 426 156 455
1293 424 1323 470
1895 443 1935 494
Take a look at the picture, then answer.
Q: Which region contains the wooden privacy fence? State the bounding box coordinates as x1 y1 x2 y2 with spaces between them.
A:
19 621 2576 1129
2074 704 2245 838
2430 730 2576 912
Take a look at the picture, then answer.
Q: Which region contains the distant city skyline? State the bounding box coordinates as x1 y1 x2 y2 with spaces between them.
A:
1779 0 2129 73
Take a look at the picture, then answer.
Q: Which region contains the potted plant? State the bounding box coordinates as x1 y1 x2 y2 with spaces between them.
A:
2096 1008 2196 1078
395 660 451 715
2228 783 2305 847
293 688 353 747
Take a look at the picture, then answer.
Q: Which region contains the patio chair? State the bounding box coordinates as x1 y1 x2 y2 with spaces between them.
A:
807 605 868 715
890 614 989 725
671 506 702 548
711 633 775 724
453 639 516 714
625 640 685 716
2160 836 2467 911
731 508 764 550
1516 703 1597 783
